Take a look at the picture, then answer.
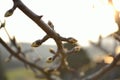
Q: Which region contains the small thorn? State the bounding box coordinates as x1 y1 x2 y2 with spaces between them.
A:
39 15 43 19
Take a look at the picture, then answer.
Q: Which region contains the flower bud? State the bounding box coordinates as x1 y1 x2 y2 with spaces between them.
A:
4 9 13 17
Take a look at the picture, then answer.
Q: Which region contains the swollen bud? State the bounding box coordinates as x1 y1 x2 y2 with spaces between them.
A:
31 40 41 47
74 46 81 52
68 37 77 44
48 20 54 29
46 57 53 63
4 9 13 17
49 48 55 54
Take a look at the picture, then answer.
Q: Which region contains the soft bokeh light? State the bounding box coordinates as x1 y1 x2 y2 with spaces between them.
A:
115 46 120 54
104 55 113 64
113 0 120 11
0 0 118 46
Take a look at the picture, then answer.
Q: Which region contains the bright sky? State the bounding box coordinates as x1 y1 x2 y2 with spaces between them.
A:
0 0 119 46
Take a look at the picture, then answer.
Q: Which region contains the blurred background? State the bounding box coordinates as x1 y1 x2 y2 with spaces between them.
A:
0 0 120 80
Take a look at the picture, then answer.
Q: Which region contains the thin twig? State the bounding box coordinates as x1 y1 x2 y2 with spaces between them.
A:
0 38 52 80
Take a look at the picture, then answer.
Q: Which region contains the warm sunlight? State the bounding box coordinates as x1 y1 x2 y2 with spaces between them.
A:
115 46 120 54
0 0 118 46
112 0 120 11
91 1 117 37
104 55 113 64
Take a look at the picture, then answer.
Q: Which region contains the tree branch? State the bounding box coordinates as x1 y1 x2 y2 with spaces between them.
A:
0 38 52 80
82 50 120 80
2 0 120 80
12 0 63 50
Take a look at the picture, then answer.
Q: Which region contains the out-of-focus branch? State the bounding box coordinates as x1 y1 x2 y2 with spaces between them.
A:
82 53 120 80
0 38 52 80
108 0 120 35
82 34 120 80
114 33 120 42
